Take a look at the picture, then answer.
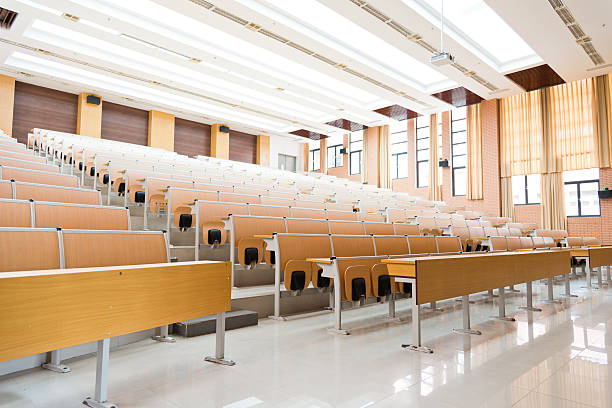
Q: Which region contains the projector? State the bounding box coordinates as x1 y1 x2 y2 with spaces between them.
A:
430 52 454 66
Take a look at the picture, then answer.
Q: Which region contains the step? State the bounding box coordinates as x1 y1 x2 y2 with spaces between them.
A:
173 310 258 337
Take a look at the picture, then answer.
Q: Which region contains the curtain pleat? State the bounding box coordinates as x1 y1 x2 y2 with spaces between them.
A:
540 172 566 230
379 125 391 189
428 114 441 201
595 74 611 168
501 176 514 220
466 104 483 199
361 128 369 184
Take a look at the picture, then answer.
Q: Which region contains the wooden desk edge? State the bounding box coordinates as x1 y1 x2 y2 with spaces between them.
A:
306 258 333 264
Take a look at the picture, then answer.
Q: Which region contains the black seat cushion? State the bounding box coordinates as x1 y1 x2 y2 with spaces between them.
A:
178 214 192 229
290 270 306 291
351 278 367 301
403 283 412 296
102 174 109 185
78 162 83 171
118 182 125 194
208 229 221 245
316 269 330 288
269 251 275 265
134 191 145 203
377 275 392 297
89 167 96 177
244 248 259 266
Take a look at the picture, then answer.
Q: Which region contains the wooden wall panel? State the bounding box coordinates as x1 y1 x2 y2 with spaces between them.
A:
174 117 211 157
12 82 78 144
101 102 148 145
229 130 257 163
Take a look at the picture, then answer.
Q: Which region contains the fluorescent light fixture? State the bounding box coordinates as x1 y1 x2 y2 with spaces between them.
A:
79 18 121 35
236 0 454 91
24 20 329 121
5 51 290 131
401 0 542 72
120 34 192 61
68 0 383 107
14 0 62 15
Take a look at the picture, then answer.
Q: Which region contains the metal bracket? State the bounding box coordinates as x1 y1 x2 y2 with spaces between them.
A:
401 344 434 354
83 398 118 408
152 335 176 343
327 327 350 335
204 356 235 366
42 362 70 373
452 328 482 335
268 315 288 321
519 306 542 312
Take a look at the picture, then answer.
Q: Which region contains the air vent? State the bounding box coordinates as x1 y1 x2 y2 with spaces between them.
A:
286 41 315 55
0 8 18 29
211 8 248 25
189 0 215 9
259 29 289 43
312 53 338 66
547 0 605 66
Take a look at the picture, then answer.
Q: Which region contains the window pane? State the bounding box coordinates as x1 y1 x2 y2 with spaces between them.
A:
512 175 526 205
350 140 363 151
350 130 363 142
417 161 429 187
564 168 599 183
452 155 466 168
286 155 296 172
392 141 408 154
416 127 430 139
417 138 429 150
391 154 399 179
389 120 406 134
350 151 361 174
452 143 467 156
398 153 408 178
327 147 335 168
526 174 541 204
451 119 466 132
390 131 407 145
417 150 429 162
451 107 467 120
453 168 466 196
564 183 579 216
310 149 320 171
452 131 466 144
580 182 600 216
416 115 429 128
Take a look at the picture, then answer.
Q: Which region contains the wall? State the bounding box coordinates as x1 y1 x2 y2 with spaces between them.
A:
174 118 211 157
229 130 257 164
567 168 612 244
393 118 425 196
269 134 303 171
514 204 542 225
12 82 78 144
101 102 148 145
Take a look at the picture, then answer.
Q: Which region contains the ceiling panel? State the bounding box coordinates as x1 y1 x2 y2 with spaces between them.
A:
374 104 418 121
325 118 368 132
290 129 328 140
505 64 565 92
431 87 483 108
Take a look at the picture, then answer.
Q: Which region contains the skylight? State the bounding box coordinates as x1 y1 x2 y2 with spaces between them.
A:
68 0 385 107
401 0 541 72
236 0 455 92
5 52 290 131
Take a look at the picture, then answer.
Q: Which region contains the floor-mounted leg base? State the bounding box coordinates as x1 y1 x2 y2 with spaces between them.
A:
401 344 434 354
559 294 578 298
519 306 543 312
453 328 482 335
493 316 516 322
151 336 176 343
204 356 236 366
268 315 288 321
327 327 350 335
541 300 562 304
83 397 117 408
42 363 70 373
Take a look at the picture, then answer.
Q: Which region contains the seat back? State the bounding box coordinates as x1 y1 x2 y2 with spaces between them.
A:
249 204 291 217
450 218 468 228
364 222 394 235
0 180 11 199
416 217 437 234
0 200 32 227
519 236 534 249
332 235 375 258
465 219 480 227
484 227 499 237
329 220 365 235
497 227 510 237
565 237 584 247
0 228 61 272
468 226 487 240
260 196 295 207
508 227 522 237
393 223 419 235
326 202 354 212
232 216 286 243
0 150 46 163
15 183 100 205
286 218 329 234
0 156 59 173
534 229 553 237
387 208 406 222
326 210 358 221
62 231 168 268
277 234 332 270
219 192 259 204
35 203 129 230
506 236 522 251
435 236 462 254
531 236 546 248
357 212 385 222
374 236 409 255
290 207 326 219
542 237 556 248
198 201 249 224
169 188 219 214
407 236 437 254
296 200 325 209
489 236 508 251
0 166 78 187
583 237 600 247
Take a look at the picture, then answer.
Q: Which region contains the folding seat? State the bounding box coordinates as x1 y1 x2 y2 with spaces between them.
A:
435 236 463 254
393 223 419 235
488 236 509 251
583 237 600 247
329 220 365 235
519 236 534 249
232 216 286 268
465 219 480 227
508 227 523 237
198 201 248 246
506 236 522 251
332 236 376 302
35 203 129 230
484 227 499 237
407 236 437 255
450 226 470 251
0 228 61 272
249 204 291 217
497 227 510 237
0 200 32 227
542 237 556 248
450 217 468 228
357 212 385 222
434 217 452 229
387 208 406 222
364 222 394 235
416 216 440 235
326 202 354 212
277 234 332 291
326 209 358 221
531 236 546 248
170 189 219 229
290 207 326 219
371 236 410 297
467 227 489 250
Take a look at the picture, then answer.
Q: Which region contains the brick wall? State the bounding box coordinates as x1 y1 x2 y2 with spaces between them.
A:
514 204 542 225
391 118 428 196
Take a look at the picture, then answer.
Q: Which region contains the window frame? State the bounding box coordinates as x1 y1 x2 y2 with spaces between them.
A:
513 174 541 205
565 178 601 217
349 132 363 175
415 117 430 188
278 153 297 172
309 148 320 171
327 144 343 169
451 108 467 196
390 124 408 180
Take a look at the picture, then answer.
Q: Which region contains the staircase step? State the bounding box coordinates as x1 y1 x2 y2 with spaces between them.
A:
173 310 258 337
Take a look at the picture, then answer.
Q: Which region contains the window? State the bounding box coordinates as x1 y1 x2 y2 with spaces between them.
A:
437 113 443 185
512 174 541 204
390 121 408 179
309 147 320 171
349 130 363 175
451 107 467 196
326 134 343 169
415 115 429 187
564 168 600 217
278 153 296 172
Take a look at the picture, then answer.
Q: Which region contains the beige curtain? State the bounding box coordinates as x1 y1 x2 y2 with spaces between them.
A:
379 125 391 189
499 90 543 177
501 176 514 220
361 128 369 184
595 74 611 168
541 172 566 230
466 104 483 199
428 114 441 201
545 77 599 172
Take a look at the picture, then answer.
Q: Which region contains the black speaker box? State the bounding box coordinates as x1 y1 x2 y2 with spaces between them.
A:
86 94 101 105
219 125 230 133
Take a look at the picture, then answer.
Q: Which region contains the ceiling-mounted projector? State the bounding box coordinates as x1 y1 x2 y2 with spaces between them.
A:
430 52 454 66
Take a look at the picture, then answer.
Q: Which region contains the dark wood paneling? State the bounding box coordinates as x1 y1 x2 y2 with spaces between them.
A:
326 118 368 132
12 82 78 144
174 118 211 157
505 64 565 92
431 87 484 108
229 130 257 163
290 129 328 140
374 105 419 121
101 102 148 146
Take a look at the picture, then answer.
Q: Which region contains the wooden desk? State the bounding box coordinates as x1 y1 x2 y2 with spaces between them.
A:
569 246 612 288
0 261 233 407
383 250 570 353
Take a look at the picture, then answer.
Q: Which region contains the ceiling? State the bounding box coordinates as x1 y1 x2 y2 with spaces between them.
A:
0 0 610 141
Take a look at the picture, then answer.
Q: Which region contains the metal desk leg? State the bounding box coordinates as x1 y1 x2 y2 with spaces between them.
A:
425 301 443 312
508 284 520 293
152 325 176 343
543 277 562 304
83 338 116 408
205 313 235 366
519 281 542 312
453 295 481 335
42 349 70 373
401 279 433 353
269 261 286 321
494 287 515 321
561 273 577 298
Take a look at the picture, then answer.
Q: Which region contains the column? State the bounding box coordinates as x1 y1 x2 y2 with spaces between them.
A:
76 93 102 138
211 124 229 160
148 110 175 151
256 134 270 166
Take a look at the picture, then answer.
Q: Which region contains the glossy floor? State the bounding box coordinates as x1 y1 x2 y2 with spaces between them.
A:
1 279 611 408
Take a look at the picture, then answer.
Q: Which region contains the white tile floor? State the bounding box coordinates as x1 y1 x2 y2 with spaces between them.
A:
1 279 612 408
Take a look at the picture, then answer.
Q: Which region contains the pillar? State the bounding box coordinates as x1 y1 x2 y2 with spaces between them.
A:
211 124 229 160
0 74 16 136
147 110 175 151
303 143 309 172
76 93 102 138
256 134 270 166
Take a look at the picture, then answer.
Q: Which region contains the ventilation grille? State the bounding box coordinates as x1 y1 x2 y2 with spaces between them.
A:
0 8 18 29
188 0 431 107
350 0 498 92
547 0 605 65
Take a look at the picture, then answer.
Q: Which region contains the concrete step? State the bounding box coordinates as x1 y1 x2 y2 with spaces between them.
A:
173 310 258 337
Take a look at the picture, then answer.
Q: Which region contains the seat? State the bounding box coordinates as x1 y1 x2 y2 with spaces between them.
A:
290 207 326 219
407 236 437 255
333 236 375 301
393 223 419 235
435 236 462 254
232 216 286 267
198 201 249 245
326 210 358 221
0 200 32 227
488 236 509 251
277 234 331 291
0 229 61 272
519 236 534 249
34 203 129 230
364 222 394 235
329 220 365 235
249 204 291 217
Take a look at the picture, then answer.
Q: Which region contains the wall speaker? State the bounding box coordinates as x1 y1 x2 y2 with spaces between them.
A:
439 159 449 167
598 188 612 199
339 147 347 154
86 94 101 105
219 125 230 133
